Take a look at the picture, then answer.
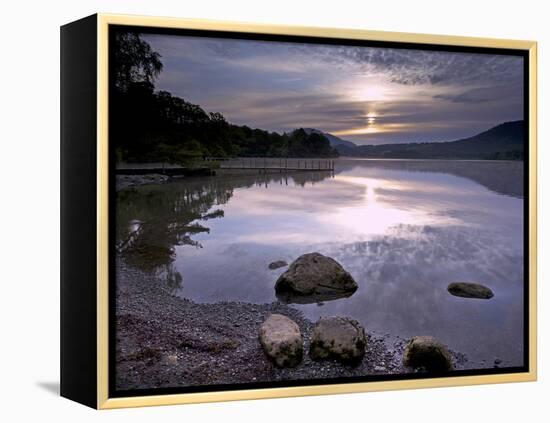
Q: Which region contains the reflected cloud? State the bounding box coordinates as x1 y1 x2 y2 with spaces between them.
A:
220 168 493 245
317 174 454 236
310 223 524 367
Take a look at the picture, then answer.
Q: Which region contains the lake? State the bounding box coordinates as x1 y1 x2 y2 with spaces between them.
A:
116 159 525 369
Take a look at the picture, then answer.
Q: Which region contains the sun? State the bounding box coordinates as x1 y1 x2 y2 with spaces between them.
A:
366 112 377 126
331 112 383 135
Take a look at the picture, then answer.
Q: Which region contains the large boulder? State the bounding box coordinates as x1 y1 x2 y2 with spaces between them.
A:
403 336 453 372
309 317 366 363
275 253 358 302
447 282 494 299
259 314 303 367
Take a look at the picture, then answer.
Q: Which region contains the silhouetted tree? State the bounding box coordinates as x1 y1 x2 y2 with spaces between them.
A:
113 32 163 92
111 31 339 163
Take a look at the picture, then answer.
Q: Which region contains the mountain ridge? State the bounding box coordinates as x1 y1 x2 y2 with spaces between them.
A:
335 120 524 160
303 128 357 149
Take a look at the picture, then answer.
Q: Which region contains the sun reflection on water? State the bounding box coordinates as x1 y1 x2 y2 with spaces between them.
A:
317 175 459 238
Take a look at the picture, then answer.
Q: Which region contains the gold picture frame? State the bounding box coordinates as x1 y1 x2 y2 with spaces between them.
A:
61 13 537 409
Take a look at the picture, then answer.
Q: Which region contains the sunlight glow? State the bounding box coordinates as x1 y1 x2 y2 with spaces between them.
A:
332 122 411 137
350 81 388 102
219 173 464 245
316 175 458 237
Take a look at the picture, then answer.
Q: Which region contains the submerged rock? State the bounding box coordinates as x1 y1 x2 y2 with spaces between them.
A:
259 314 303 368
275 253 358 302
268 260 288 270
309 316 366 364
403 336 453 372
447 282 494 299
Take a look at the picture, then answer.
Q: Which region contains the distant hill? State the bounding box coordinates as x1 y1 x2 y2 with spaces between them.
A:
342 121 524 160
303 128 357 149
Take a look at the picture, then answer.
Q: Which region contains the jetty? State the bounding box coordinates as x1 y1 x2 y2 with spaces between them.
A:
116 157 335 176
215 157 335 172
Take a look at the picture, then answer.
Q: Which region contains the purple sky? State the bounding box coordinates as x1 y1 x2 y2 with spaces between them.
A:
142 33 524 145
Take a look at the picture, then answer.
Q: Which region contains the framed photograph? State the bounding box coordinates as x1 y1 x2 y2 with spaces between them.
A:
60 14 537 409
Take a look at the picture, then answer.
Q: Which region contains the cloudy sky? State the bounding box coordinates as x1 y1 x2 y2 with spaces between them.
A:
142 33 524 145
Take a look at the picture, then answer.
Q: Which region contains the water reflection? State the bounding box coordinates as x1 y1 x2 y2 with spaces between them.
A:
335 159 523 198
116 171 334 289
275 284 356 305
116 159 524 368
116 180 227 272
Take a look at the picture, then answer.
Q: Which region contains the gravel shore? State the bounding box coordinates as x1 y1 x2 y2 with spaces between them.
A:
115 258 465 391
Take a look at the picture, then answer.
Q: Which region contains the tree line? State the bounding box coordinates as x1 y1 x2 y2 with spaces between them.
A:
111 32 338 164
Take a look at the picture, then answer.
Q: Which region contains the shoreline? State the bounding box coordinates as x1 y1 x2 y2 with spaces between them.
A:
115 157 523 199
115 257 467 391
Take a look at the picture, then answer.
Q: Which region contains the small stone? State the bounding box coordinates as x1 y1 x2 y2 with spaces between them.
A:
309 316 366 364
268 260 288 270
374 365 386 372
259 314 303 368
494 358 502 365
403 336 453 372
447 282 494 299
162 354 178 365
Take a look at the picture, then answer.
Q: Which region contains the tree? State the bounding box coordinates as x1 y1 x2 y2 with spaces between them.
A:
111 31 340 162
112 32 163 92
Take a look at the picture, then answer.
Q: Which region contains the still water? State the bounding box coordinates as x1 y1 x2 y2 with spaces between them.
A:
117 159 525 368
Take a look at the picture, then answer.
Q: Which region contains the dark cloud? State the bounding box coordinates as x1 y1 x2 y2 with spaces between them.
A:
434 90 492 104
285 44 523 86
433 84 523 104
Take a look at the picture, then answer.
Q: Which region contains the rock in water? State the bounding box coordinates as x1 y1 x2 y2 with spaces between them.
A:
309 317 366 363
275 253 358 298
403 336 453 372
447 282 494 299
259 314 303 367
268 260 288 270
